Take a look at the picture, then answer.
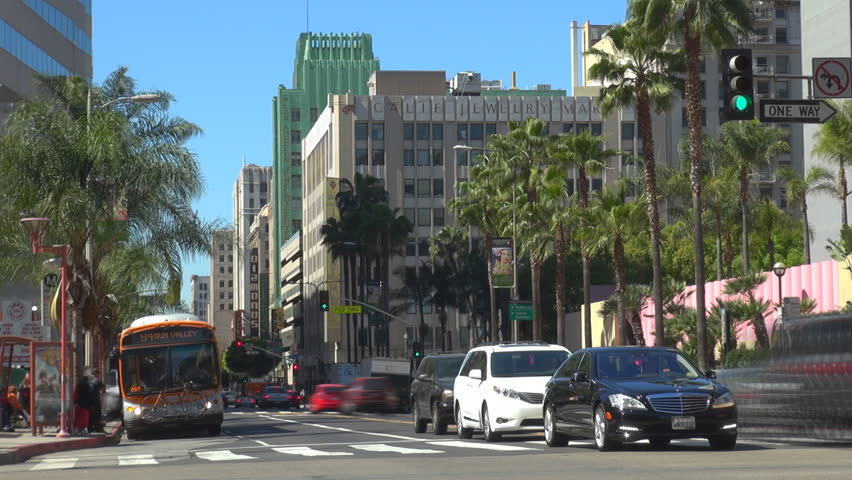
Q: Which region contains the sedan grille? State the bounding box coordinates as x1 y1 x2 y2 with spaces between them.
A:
646 393 710 414
518 392 544 404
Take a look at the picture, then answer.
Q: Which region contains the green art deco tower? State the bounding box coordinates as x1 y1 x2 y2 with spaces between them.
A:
272 33 379 307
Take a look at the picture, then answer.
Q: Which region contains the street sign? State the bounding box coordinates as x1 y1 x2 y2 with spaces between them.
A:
813 57 852 98
43 274 59 288
759 99 838 124
332 305 363 314
509 301 533 321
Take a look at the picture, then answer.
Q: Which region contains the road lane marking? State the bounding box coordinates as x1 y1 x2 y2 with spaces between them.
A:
259 415 420 441
525 440 547 445
195 450 257 461
272 446 353 457
31 458 78 470
428 441 534 451
351 443 444 454
118 454 158 466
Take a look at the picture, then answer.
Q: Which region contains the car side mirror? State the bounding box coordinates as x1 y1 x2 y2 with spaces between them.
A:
572 371 589 383
705 370 717 379
469 369 483 380
418 373 431 382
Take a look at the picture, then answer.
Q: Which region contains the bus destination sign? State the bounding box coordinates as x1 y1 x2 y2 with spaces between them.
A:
124 326 213 347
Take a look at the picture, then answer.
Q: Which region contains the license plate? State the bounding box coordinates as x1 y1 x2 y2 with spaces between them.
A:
672 416 695 430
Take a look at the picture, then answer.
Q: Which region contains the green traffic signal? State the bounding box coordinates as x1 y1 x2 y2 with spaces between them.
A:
732 95 752 112
318 290 330 312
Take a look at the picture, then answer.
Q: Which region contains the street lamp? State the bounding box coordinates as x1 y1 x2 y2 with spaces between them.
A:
773 262 787 308
20 217 70 438
403 330 409 355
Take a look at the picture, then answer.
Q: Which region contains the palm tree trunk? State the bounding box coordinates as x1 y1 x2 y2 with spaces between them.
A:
555 228 568 346
637 85 665 347
840 165 848 226
768 237 776 268
739 171 751 275
614 238 628 346
343 256 351 363
802 203 811 264
349 253 358 363
531 256 543 341
486 234 497 343
684 22 709 371
578 167 592 348
714 206 723 281
752 314 770 351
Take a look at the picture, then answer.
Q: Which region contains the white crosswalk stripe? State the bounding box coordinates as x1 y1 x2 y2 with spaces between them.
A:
428 440 535 451
195 450 257 461
31 458 78 470
118 454 158 466
351 443 444 454
272 446 352 457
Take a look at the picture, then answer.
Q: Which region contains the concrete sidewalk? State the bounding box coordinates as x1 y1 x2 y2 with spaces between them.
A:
0 420 123 465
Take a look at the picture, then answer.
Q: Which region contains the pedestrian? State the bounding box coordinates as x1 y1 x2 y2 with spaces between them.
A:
73 374 91 436
300 388 306 408
6 385 30 427
87 368 105 433
18 373 31 417
0 384 11 432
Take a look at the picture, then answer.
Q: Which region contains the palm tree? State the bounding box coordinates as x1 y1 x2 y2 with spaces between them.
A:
719 120 790 274
600 284 651 345
777 166 835 264
583 183 648 345
637 0 753 370
0 70 212 375
751 199 787 269
586 11 684 348
320 217 358 362
812 99 852 227
545 191 579 347
552 131 621 347
722 273 773 350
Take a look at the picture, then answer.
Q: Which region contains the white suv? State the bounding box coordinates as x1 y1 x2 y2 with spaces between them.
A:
454 342 570 441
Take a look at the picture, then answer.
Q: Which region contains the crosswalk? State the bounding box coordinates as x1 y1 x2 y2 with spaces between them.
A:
23 439 560 470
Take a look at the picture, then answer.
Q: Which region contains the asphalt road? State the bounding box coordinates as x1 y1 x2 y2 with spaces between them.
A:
7 407 852 479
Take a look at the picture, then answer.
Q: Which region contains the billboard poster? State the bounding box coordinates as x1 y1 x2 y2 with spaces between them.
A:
1 300 44 366
366 280 382 306
490 238 515 288
31 343 63 427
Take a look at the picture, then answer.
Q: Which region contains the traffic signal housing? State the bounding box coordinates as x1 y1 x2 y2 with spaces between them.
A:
412 341 423 359
721 48 754 122
235 339 244 348
318 290 330 312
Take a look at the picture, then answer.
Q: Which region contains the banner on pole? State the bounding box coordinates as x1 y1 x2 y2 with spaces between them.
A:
490 238 515 288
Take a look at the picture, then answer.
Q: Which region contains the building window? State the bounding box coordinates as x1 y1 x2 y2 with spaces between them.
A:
403 123 414 140
228 303 233 310
228 280 233 287
418 208 431 226
776 55 790 74
228 254 233 262
219 243 225 251
417 150 430 166
219 255 224 262
292 219 301 231
291 152 301 166
249 183 255 194
220 304 225 310
219 266 224 273
356 149 369 166
776 27 787 44
416 123 429 141
485 123 497 137
621 122 634 140
404 179 415 197
418 238 429 257
591 178 603 192
404 208 415 223
775 7 786 18
219 292 225 299
456 150 468 166
372 123 384 140
576 124 589 134
417 179 431 197
757 80 770 95
291 175 301 189
434 208 445 227
432 150 443 166
291 130 301 143
355 122 368 140
457 124 468 141
219 280 224 287
563 123 574 133
260 182 267 193
470 124 484 140
403 149 415 166
433 178 444 197
291 109 300 122
310 107 318 122
406 238 416 256
372 149 385 165
432 124 443 141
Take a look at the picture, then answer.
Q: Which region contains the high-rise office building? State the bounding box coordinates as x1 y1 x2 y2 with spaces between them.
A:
271 33 380 310
248 203 272 339
190 275 210 322
233 164 272 336
209 229 235 349
0 0 92 122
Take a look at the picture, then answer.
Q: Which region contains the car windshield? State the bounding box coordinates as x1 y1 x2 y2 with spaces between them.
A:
596 350 702 380
490 350 569 378
436 357 465 378
121 343 218 394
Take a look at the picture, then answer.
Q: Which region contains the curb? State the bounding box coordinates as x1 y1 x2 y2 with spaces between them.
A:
0 422 123 466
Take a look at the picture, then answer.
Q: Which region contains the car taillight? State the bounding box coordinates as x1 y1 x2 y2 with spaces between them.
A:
263 395 270 399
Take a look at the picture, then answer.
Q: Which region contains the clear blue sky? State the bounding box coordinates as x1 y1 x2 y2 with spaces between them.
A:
91 0 628 305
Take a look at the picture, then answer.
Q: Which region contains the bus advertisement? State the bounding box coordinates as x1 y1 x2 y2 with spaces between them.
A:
118 313 223 439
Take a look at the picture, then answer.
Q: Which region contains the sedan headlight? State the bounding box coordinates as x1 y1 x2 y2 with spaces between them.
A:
608 393 647 410
492 386 520 399
440 389 453 402
712 392 736 409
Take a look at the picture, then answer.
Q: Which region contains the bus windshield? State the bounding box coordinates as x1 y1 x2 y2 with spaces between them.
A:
122 342 218 394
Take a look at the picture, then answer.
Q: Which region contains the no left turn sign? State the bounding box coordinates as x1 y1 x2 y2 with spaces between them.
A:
813 57 852 98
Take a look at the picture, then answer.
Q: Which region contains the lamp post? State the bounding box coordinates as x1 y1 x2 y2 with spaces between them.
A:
20 217 70 438
773 262 787 312
403 331 409 356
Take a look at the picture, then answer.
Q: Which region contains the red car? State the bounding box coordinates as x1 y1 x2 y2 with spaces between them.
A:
308 384 347 413
341 377 399 414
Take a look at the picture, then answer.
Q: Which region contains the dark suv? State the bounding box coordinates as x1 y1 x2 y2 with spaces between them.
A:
411 353 466 434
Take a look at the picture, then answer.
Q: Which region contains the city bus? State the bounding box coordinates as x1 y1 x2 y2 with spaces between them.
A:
117 313 223 439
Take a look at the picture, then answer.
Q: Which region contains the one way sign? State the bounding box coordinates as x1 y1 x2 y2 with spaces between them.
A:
760 99 838 124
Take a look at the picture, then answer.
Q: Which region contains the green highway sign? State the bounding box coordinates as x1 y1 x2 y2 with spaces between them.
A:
509 301 533 321
332 305 363 314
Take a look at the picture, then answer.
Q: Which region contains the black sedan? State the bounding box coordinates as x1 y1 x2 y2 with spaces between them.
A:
543 346 737 451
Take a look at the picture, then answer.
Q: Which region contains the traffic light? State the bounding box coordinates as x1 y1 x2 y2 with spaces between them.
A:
721 48 754 122
412 341 422 359
318 290 329 312
235 339 244 348
292 363 299 372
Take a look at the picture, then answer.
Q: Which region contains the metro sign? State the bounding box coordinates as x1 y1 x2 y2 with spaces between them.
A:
759 99 838 124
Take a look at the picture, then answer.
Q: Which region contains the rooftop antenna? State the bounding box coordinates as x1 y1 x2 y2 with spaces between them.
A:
242 154 246 167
